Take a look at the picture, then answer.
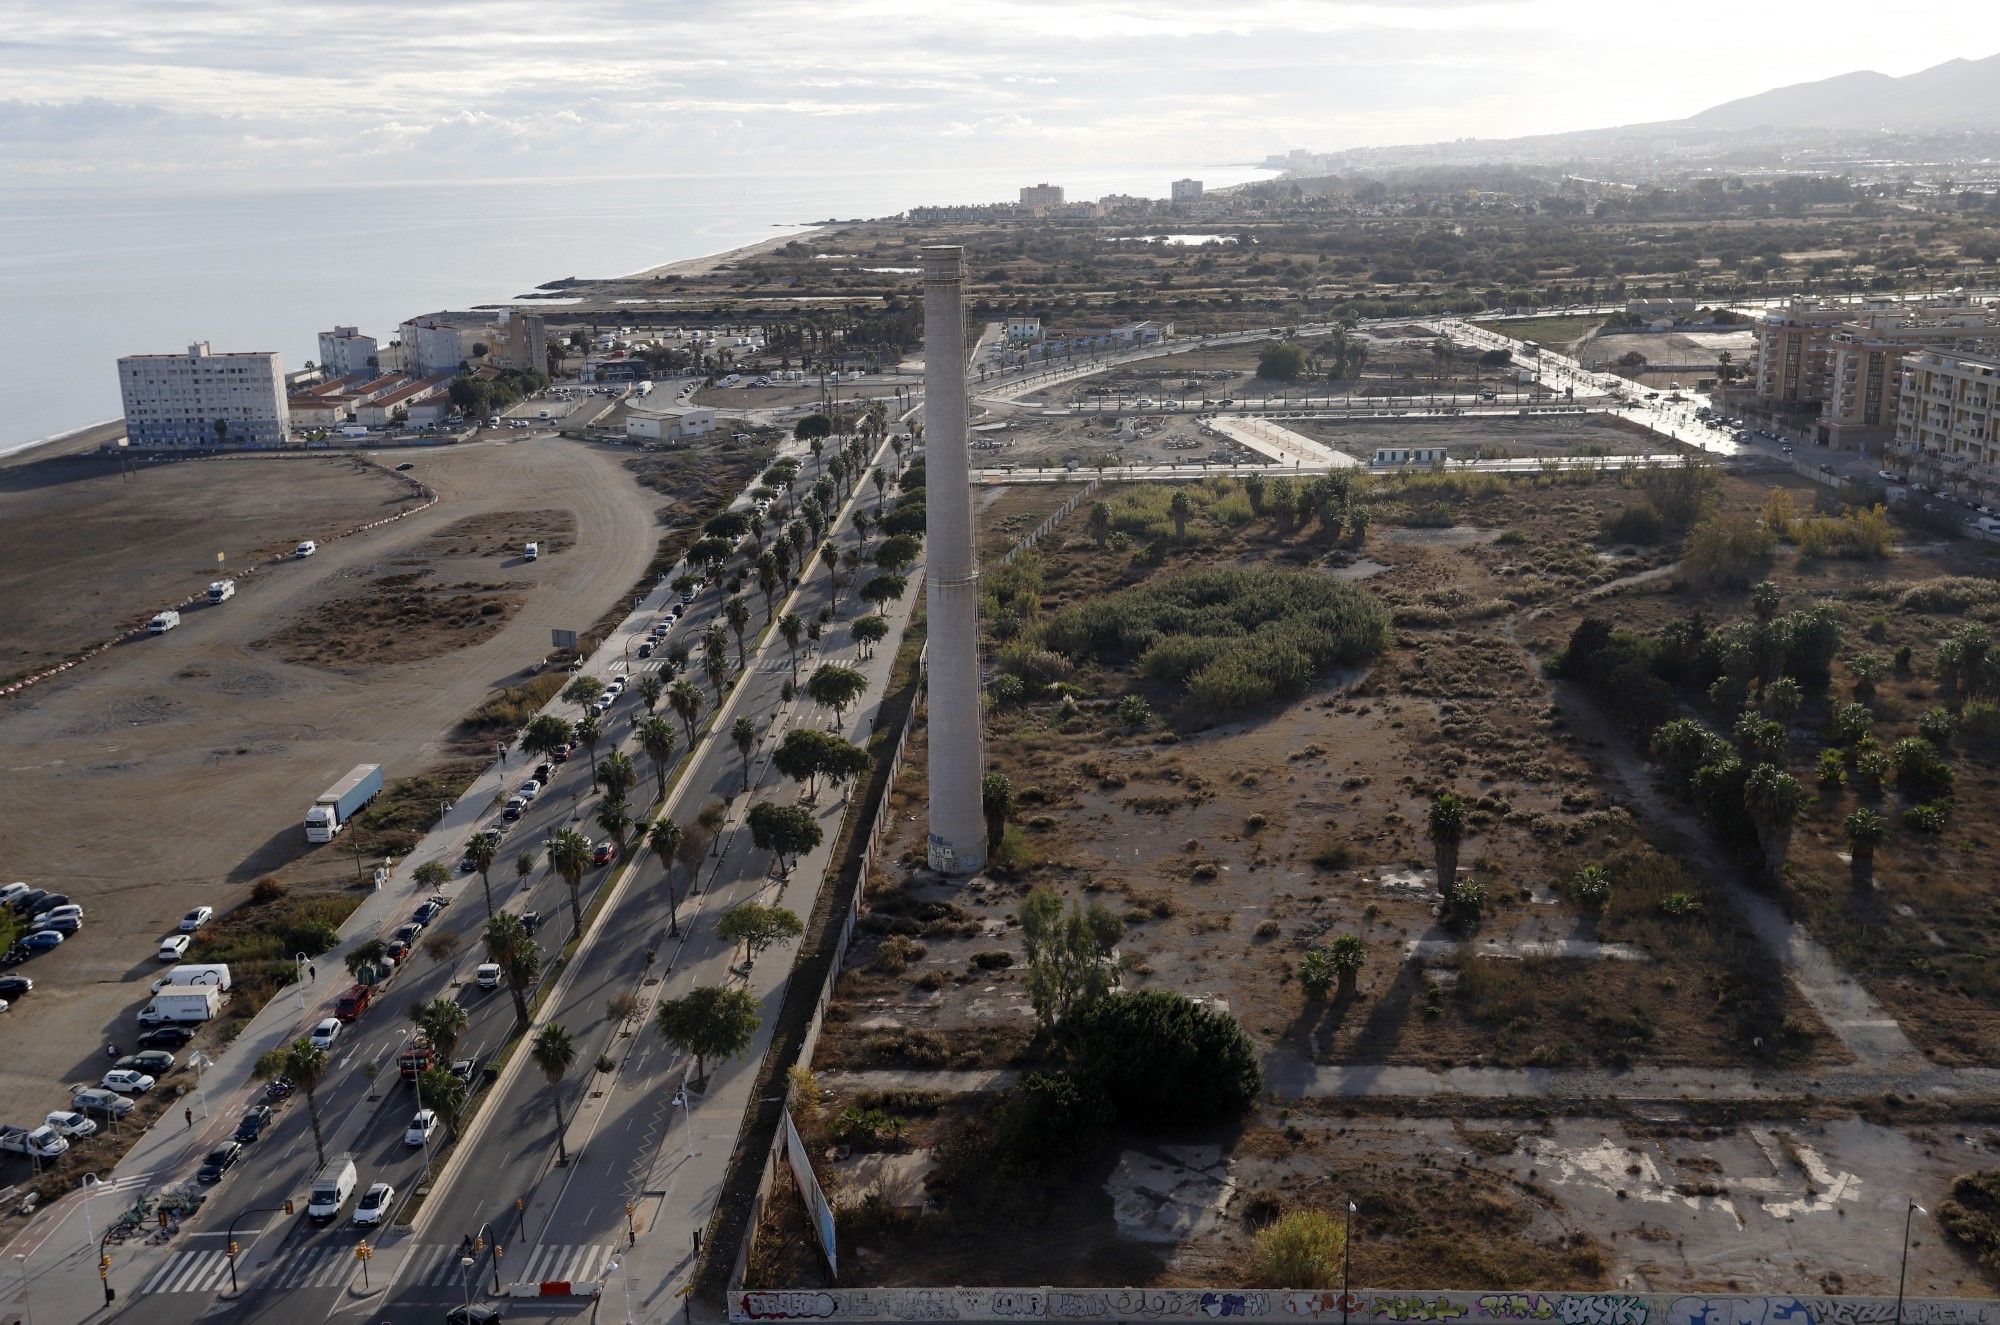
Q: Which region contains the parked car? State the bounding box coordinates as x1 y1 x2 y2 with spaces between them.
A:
532 762 553 783
334 984 372 1022
196 1142 243 1183
137 1025 194 1049
41 904 83 923
31 913 81 935
308 1018 342 1050
636 642 654 660
447 1058 482 1090
393 922 422 946
405 1110 438 1147
116 1051 177 1076
101 1070 156 1095
158 934 193 962
19 930 63 952
27 894 70 915
0 976 31 1000
179 906 214 933
551 743 573 764
233 1106 274 1143
353 1181 395 1227
413 900 444 927
70 1089 135 1121
518 780 541 801
43 1110 98 1139
385 939 411 963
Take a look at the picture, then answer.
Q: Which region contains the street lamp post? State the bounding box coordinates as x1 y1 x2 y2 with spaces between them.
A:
1897 1201 1928 1325
1341 1200 1357 1325
14 1251 30 1325
78 1174 101 1247
460 1256 475 1307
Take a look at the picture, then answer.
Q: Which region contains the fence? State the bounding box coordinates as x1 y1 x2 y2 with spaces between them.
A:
998 479 1100 565
726 1288 1999 1325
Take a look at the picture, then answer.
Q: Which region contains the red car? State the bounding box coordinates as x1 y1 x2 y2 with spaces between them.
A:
551 743 573 764
591 843 616 867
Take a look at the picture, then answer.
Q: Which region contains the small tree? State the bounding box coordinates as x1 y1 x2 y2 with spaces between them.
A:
1019 888 1124 1032
636 671 665 714
1088 501 1112 549
716 902 804 967
1844 807 1887 890
851 615 889 658
981 771 1015 858
806 664 868 726
1744 763 1807 883
1326 934 1366 998
1169 489 1193 543
649 817 688 937
858 574 906 613
1428 792 1466 893
519 714 574 763
596 749 638 805
414 858 451 896
1568 864 1612 911
656 985 760 1083
563 676 606 710
746 801 822 876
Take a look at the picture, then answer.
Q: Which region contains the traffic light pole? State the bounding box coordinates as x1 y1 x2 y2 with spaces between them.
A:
225 1204 294 1295
97 1229 114 1306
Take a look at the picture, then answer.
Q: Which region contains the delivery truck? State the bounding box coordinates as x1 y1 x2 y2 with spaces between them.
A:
207 579 236 604
305 764 383 844
524 542 539 562
148 610 181 634
307 1153 358 1222
150 963 233 994
136 985 223 1026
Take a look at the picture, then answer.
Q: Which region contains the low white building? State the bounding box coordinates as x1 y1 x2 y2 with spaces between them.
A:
1004 317 1042 345
627 407 717 442
118 342 289 448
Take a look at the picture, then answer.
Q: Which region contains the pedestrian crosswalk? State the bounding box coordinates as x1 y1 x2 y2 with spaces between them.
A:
139 1242 356 1294
138 1241 617 1296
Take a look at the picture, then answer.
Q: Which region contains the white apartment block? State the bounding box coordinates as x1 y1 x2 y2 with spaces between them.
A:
1171 178 1204 202
1894 350 2000 502
398 315 469 376
118 342 289 449
317 326 378 378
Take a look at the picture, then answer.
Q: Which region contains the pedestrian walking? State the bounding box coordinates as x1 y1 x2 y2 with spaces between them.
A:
307 961 316 981
184 1107 193 1130
106 1043 119 1061
691 1228 701 1257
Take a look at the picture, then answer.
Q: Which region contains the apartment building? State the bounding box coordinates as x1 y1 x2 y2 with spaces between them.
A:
317 326 378 378
1894 349 2000 503
1171 178 1204 202
1751 294 2000 449
1018 183 1064 210
398 313 476 376
118 342 289 448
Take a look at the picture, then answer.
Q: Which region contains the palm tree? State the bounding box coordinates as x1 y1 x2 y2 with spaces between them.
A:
648 818 687 938
1428 792 1466 895
596 750 638 805
595 795 632 860
464 832 498 919
1089 501 1111 549
779 611 804 686
724 598 752 667
412 996 469 1062
483 912 539 1027
255 1039 328 1168
1744 764 1806 884
638 716 678 801
732 716 759 794
852 510 872 551
548 827 594 936
531 1023 578 1165
669 679 702 746
574 713 604 783
635 671 665 715
981 771 1014 858
1169 489 1192 543
821 541 842 605
1327 934 1366 998
702 632 732 705
755 553 780 622
872 467 889 513
1843 807 1887 891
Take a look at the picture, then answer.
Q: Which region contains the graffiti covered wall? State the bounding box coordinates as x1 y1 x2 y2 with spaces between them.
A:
730 1290 1998 1325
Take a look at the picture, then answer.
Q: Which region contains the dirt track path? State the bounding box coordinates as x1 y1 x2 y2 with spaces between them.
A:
0 437 658 1126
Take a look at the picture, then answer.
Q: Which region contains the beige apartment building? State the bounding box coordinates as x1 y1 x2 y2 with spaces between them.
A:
1750 295 2000 450
1893 349 2000 503
118 342 289 448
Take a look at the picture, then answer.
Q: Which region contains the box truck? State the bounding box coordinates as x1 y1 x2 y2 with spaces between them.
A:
207 580 236 604
523 542 540 562
148 611 181 634
136 986 223 1025
150 963 233 994
305 764 382 843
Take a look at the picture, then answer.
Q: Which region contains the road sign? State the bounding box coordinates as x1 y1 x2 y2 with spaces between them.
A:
552 629 578 650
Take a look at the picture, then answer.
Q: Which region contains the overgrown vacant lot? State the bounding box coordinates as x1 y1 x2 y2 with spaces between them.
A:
256 571 521 668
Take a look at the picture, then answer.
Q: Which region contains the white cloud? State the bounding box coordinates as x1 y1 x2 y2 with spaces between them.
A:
0 0 1992 185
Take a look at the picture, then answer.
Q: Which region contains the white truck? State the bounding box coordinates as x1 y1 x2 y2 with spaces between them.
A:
207 579 236 604
151 963 233 994
148 610 181 634
307 1153 358 1222
523 542 539 562
136 985 222 1026
305 763 383 844
0 1124 69 1160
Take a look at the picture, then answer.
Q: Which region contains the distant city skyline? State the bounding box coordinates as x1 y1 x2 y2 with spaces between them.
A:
2 0 1994 188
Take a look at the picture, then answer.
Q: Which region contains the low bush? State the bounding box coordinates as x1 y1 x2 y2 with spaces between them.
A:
1940 1170 2000 1274
461 673 565 732
1068 990 1262 1126
1681 514 1773 589
1247 1209 1348 1289
1600 504 1666 544
1000 1071 1112 1165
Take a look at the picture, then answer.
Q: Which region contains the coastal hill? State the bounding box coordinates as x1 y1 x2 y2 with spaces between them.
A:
1688 52 2000 132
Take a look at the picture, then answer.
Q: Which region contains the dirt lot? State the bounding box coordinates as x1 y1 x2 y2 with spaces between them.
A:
782 453 2000 1292
0 452 421 680
1286 414 1664 463
0 434 661 1132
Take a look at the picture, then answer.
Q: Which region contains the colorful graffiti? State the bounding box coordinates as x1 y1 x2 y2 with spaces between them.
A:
730 1291 1998 1325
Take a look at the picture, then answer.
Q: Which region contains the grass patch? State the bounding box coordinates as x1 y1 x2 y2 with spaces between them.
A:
460 672 564 733
354 759 488 854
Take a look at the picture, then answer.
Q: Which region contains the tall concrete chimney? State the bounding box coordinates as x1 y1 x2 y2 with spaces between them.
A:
920 244 986 876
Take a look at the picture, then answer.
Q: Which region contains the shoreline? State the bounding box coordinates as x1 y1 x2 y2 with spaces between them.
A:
617 226 825 282
0 418 125 469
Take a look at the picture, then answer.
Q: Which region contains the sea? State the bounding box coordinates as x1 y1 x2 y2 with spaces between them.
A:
0 163 1275 457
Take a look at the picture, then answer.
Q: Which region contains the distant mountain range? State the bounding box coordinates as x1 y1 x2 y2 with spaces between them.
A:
1688 53 2000 132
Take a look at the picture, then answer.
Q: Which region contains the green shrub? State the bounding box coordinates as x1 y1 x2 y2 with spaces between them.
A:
1918 706 1957 748
1600 504 1666 544
1247 1209 1348 1289
461 673 565 732
1940 1169 2000 1275
1961 701 2000 740
1681 514 1774 589
1890 736 1954 798
1903 801 1951 834
1001 1071 1112 1165
1068 990 1262 1126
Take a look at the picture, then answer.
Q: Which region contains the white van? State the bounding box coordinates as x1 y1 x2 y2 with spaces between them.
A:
307 1153 358 1222
150 963 234 994
294 541 317 558
523 542 540 562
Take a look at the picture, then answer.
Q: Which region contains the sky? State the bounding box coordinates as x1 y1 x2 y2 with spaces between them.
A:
2 0 1993 189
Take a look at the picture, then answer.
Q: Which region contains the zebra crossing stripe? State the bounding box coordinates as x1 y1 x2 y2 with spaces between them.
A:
140 1250 224 1294
518 1243 611 1284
